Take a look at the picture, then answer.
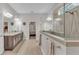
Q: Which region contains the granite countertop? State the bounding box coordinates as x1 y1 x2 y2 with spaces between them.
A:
42 31 65 37
4 32 22 36
41 31 79 47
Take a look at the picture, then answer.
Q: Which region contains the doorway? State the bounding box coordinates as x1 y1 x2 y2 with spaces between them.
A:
29 22 36 39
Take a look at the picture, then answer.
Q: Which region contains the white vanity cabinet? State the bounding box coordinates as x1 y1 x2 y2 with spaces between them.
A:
54 40 66 55
41 34 53 55
45 37 53 55
41 34 46 54
41 32 66 55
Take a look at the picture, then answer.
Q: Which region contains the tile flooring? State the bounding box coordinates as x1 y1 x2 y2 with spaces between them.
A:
3 39 42 55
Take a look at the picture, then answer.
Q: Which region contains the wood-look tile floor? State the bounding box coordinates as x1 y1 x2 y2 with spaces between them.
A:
3 39 42 55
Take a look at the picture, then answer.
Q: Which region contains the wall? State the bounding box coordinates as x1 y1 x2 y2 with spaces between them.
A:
19 14 48 40
3 4 19 32
0 13 4 54
0 3 18 54
0 4 5 54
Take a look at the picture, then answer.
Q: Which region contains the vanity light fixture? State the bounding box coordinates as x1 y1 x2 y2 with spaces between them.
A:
3 12 13 18
58 10 60 16
46 17 52 21
55 18 61 21
14 18 22 25
17 21 22 25
14 18 19 21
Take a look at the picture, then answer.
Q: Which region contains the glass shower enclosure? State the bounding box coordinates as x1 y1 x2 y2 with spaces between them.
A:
53 3 79 39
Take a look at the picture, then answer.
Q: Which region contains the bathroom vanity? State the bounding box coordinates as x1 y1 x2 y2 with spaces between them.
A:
40 3 79 55
40 31 66 55
40 31 79 55
4 32 23 50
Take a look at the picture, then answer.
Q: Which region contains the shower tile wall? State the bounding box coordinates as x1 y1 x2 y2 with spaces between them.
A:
65 10 79 40
53 4 79 40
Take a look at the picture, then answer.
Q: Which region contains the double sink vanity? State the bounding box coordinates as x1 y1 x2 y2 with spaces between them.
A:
40 31 79 55
4 32 23 50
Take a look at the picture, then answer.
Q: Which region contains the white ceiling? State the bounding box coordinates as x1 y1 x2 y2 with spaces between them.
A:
9 3 57 14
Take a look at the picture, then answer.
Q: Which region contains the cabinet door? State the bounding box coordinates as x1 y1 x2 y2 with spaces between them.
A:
46 38 52 55
54 40 66 55
41 34 47 54
8 37 13 49
4 36 13 50
4 36 8 49
43 37 50 55
41 34 53 55
47 37 56 55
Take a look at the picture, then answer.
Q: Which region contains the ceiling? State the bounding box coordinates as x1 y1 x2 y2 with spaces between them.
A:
9 3 57 14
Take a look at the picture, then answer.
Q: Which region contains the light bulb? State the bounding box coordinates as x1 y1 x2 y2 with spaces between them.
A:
3 12 13 18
